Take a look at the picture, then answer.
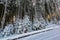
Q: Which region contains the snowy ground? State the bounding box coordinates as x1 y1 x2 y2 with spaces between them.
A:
0 24 60 40
17 24 60 40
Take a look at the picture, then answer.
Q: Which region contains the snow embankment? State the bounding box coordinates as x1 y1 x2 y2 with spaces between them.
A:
0 24 59 40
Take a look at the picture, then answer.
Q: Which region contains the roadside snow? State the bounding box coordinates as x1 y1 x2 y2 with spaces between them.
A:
0 24 60 40
17 25 60 40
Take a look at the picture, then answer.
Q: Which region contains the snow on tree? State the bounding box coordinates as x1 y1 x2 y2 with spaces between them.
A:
0 0 59 38
13 18 22 34
33 16 46 30
39 16 46 29
33 18 40 30
22 15 32 33
1 24 14 37
32 0 46 30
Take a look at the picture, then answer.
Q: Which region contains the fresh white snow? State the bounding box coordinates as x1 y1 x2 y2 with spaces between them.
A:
17 25 60 40
0 24 60 40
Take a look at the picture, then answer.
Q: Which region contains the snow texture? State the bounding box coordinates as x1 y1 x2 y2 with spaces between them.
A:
0 15 59 39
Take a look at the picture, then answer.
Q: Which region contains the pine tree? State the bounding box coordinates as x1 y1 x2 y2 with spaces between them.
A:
45 0 59 22
20 0 34 21
33 0 46 30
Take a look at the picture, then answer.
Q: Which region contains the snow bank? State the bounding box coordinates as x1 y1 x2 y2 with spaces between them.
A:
0 15 59 39
0 25 59 40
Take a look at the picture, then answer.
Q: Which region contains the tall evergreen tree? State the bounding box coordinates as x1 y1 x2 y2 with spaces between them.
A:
20 0 35 21
43 0 59 22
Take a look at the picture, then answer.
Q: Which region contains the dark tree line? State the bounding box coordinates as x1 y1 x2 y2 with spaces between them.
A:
0 0 59 28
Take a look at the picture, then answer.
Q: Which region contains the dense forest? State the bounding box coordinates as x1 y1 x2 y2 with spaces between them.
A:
0 0 60 38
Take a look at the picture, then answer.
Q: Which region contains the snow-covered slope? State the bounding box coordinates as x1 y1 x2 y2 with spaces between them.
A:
17 25 60 40
0 24 60 40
